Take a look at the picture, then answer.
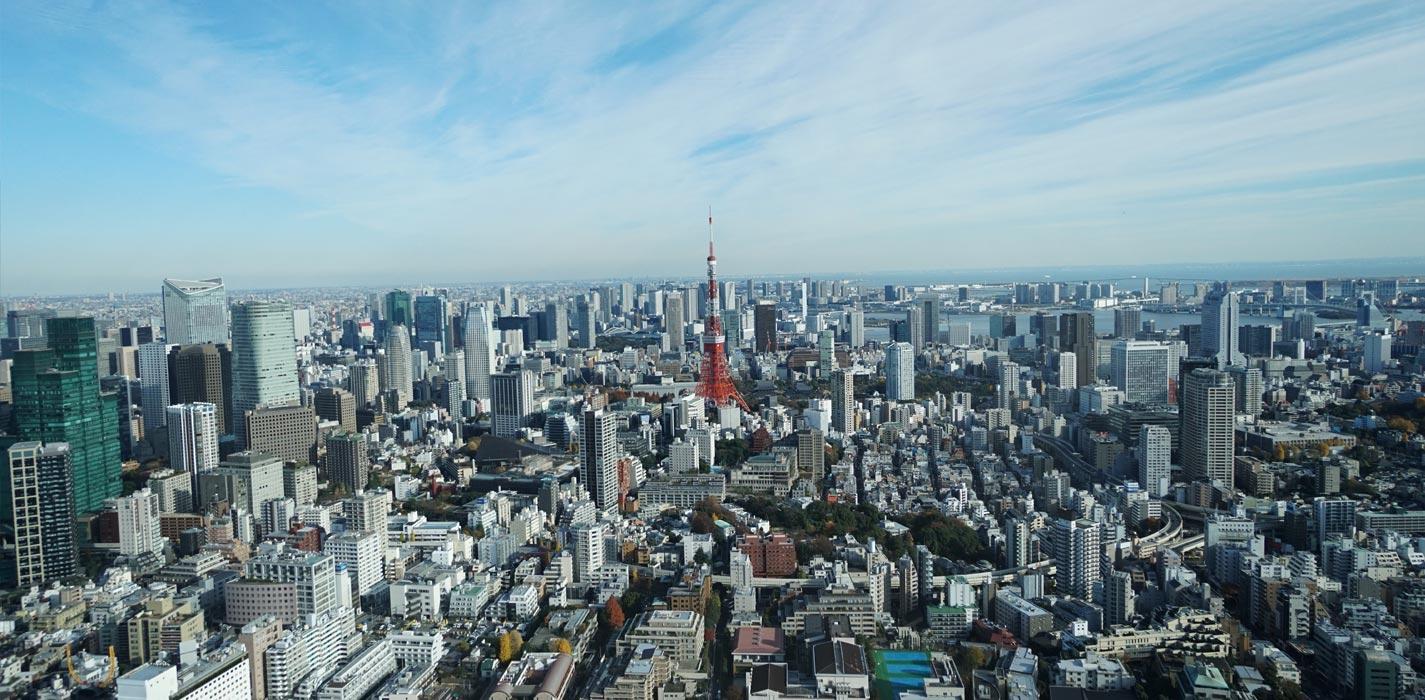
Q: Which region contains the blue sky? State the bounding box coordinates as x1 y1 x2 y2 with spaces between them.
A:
2 1 1422 294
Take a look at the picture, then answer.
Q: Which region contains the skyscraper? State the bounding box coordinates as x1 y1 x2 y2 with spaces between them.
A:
491 370 535 438
886 342 915 402
167 403 219 499
817 330 835 375
115 488 165 558
383 290 413 328
1182 368 1235 486
168 343 232 435
379 325 413 409
1363 333 1392 374
580 408 619 514
831 369 855 436
1058 312 1096 388
577 296 597 349
1109 340 1171 404
463 303 493 404
1113 307 1141 340
348 360 380 408
231 301 300 449
11 317 121 514
847 308 865 348
664 291 685 349
326 433 367 495
753 301 777 353
996 361 1021 410
1137 425 1171 497
543 302 568 349
920 296 940 345
1201 284 1243 369
1052 518 1100 600
907 305 925 351
313 387 357 433
162 278 228 345
412 295 448 351
2 442 77 587
1225 365 1264 414
137 342 176 428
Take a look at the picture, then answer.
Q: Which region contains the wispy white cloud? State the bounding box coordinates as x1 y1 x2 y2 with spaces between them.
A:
1 1 1422 291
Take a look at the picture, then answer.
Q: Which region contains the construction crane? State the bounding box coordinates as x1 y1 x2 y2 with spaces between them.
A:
65 643 117 688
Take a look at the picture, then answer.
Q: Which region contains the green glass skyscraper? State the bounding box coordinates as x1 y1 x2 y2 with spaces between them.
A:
11 317 121 514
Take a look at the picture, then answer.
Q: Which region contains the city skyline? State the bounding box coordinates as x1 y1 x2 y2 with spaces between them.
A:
3 2 1423 293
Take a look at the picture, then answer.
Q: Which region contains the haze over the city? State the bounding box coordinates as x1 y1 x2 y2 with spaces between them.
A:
3 1 1423 294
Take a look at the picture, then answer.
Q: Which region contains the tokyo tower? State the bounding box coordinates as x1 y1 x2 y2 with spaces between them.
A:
695 211 751 413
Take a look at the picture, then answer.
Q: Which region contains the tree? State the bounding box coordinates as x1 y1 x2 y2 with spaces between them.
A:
691 512 716 534
1388 416 1418 435
497 632 514 663
551 637 572 654
508 630 524 658
603 595 626 629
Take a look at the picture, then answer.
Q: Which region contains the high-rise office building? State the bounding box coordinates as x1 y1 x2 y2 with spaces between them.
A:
579 409 620 514
1052 518 1100 600
1113 307 1141 340
137 342 177 428
326 433 367 495
383 290 413 328
543 302 568 349
886 342 915 401
990 314 1017 338
348 360 380 408
2 442 77 587
920 296 940 346
1059 312 1096 388
1182 368 1235 486
831 369 855 435
847 308 865 348
491 370 535 438
167 403 220 498
115 488 165 558
169 343 232 435
314 387 357 433
6 308 56 347
577 296 597 349
753 301 777 353
162 278 228 345
412 295 448 351
463 304 493 403
200 451 284 517
379 325 413 409
11 317 121 514
817 330 835 374
1363 333 1392 374
231 301 300 449
1137 425 1171 497
1109 340 1171 404
664 292 685 348
245 405 316 466
1201 284 1243 369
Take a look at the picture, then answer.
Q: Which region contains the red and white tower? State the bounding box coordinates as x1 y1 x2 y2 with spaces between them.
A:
695 211 751 413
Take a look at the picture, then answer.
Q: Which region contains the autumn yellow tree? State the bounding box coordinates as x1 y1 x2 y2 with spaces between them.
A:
497 632 514 663
551 638 573 654
509 630 524 658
